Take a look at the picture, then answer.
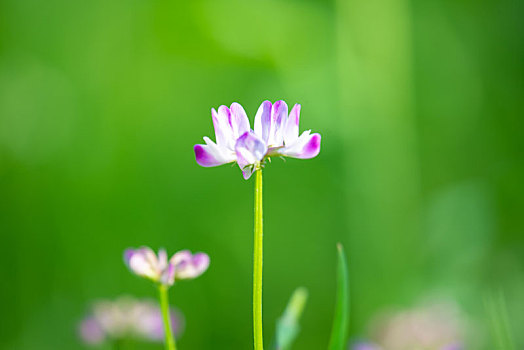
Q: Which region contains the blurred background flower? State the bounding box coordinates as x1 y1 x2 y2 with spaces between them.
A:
351 299 467 350
78 296 183 346
124 247 209 285
124 247 174 285
0 0 522 349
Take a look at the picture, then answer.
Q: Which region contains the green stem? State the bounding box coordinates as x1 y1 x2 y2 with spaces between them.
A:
253 169 264 350
158 284 177 350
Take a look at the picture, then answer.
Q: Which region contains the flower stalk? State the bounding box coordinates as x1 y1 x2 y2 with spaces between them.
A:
253 168 264 349
158 284 177 350
194 100 321 350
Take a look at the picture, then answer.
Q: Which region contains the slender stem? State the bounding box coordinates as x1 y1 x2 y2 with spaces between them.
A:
158 284 177 350
253 169 264 350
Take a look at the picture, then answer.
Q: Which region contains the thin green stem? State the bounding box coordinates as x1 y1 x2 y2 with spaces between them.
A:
158 284 177 350
253 169 264 350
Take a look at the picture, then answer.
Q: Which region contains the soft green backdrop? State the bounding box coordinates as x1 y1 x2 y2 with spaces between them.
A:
0 0 522 349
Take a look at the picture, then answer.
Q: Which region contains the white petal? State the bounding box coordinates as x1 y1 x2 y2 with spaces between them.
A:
194 137 236 167
160 263 175 286
212 106 234 149
157 249 168 271
170 250 192 266
235 131 268 171
280 131 321 159
254 100 272 142
128 248 159 280
267 100 288 147
229 102 250 139
284 104 300 145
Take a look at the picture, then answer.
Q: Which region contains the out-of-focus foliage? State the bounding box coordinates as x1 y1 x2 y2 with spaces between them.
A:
0 0 522 349
273 287 308 350
328 244 349 350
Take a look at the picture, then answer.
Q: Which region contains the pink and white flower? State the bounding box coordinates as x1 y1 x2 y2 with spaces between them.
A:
78 296 184 345
351 301 466 350
194 100 321 179
124 247 209 286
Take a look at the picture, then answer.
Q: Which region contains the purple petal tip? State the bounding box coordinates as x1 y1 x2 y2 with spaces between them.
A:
194 144 211 167
305 133 321 157
194 253 210 268
124 249 135 265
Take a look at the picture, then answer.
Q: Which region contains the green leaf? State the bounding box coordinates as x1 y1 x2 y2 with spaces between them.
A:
328 243 349 350
484 290 516 350
273 287 309 350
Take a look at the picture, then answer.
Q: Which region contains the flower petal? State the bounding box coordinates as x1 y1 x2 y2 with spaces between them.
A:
175 252 210 280
157 249 168 272
160 263 175 286
254 100 272 142
79 317 105 345
135 303 184 340
170 250 192 266
283 104 300 145
194 137 235 167
280 131 321 159
241 165 255 180
126 247 160 280
268 100 288 147
229 102 250 139
123 249 135 266
191 252 210 276
235 131 268 172
212 106 234 149
352 342 381 350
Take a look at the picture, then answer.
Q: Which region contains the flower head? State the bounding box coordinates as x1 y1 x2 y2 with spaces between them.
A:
194 100 321 179
353 301 466 350
78 296 184 345
350 342 382 350
124 247 209 286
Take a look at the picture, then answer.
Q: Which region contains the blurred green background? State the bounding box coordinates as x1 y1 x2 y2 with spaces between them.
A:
1 0 523 349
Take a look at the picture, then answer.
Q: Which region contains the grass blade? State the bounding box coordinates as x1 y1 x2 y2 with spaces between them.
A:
484 290 516 350
328 243 349 350
273 287 308 350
